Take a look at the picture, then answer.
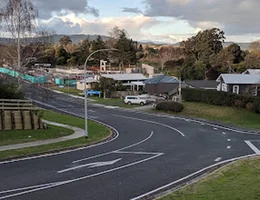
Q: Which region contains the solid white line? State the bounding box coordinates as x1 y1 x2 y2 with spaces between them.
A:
245 141 260 155
227 146 231 149
0 154 163 200
119 109 259 135
214 157 222 162
113 151 161 155
0 183 55 195
0 100 120 165
73 131 154 164
130 154 257 200
113 114 185 137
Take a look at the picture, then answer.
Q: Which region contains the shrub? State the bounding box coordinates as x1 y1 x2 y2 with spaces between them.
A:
0 79 24 99
182 88 260 114
155 101 184 113
246 102 254 111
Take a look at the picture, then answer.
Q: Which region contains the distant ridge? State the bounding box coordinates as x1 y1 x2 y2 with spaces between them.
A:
0 34 252 50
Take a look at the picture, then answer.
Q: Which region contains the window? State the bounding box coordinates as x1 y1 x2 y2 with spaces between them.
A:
233 85 239 94
222 83 227 92
253 86 258 96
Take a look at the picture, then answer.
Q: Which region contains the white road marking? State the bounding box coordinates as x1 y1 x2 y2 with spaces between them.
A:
113 114 185 137
227 146 231 149
227 139 231 142
214 157 222 162
73 131 154 164
213 128 218 130
120 109 259 135
88 110 96 113
0 153 163 200
104 106 119 109
0 183 55 195
0 100 120 165
130 154 257 200
114 151 161 155
58 158 122 173
222 132 226 135
245 141 260 155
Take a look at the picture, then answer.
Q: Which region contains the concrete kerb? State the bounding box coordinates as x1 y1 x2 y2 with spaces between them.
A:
89 103 260 135
0 120 85 152
0 118 117 162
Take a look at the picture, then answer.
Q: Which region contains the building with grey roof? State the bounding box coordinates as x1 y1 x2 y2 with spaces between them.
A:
216 74 260 96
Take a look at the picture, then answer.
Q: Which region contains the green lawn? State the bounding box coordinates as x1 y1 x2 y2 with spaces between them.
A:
0 110 111 159
89 96 139 108
0 125 73 146
50 86 83 96
158 157 260 200
179 102 260 129
153 102 260 130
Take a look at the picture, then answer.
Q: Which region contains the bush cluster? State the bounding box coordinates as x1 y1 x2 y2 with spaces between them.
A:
155 101 184 113
0 79 24 99
182 88 260 113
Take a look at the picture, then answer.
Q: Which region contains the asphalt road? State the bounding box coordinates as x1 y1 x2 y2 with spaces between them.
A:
1 83 260 200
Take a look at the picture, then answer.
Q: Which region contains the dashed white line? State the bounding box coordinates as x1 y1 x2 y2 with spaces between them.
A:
130 154 257 200
222 132 226 135
227 146 231 149
214 157 222 162
213 128 218 130
227 139 231 142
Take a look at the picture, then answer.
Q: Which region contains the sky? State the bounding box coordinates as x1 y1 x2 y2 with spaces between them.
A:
33 0 260 44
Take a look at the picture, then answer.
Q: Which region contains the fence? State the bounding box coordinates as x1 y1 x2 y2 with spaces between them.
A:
0 99 44 131
0 67 47 84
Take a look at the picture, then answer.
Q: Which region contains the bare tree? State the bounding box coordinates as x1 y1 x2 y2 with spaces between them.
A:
0 0 53 86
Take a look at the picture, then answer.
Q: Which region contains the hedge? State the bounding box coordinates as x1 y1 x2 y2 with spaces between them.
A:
155 101 184 113
182 88 260 113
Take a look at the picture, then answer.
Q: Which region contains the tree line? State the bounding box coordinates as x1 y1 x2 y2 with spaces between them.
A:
141 28 260 80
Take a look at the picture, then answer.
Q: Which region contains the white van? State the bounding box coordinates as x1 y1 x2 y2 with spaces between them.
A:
124 96 148 105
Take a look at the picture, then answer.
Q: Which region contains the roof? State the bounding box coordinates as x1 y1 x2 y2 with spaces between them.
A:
101 73 147 81
217 74 260 84
144 75 179 84
78 78 98 84
243 69 260 75
185 80 218 89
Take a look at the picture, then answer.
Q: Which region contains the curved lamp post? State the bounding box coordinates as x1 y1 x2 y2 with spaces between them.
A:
83 48 119 139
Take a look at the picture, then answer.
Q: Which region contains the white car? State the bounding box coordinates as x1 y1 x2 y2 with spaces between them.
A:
124 96 148 105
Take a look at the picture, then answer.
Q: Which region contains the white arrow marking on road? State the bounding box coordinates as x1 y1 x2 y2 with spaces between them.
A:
58 158 122 173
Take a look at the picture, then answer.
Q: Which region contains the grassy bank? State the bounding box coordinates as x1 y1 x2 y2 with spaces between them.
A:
158 157 260 200
179 102 260 129
0 125 73 146
0 110 111 159
153 102 260 130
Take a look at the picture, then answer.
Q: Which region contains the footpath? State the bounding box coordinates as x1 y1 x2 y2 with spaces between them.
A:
0 120 85 152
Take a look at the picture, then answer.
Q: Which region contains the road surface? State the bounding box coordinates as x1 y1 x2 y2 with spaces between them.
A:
0 83 260 200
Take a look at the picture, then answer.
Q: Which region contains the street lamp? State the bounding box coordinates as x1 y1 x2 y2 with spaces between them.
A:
83 48 119 139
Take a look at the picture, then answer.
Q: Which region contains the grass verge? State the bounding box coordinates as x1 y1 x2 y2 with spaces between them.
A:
0 125 73 146
0 110 111 159
158 156 260 200
153 102 260 130
50 86 83 96
89 96 139 108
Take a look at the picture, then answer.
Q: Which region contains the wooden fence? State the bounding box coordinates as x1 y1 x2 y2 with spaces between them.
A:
0 99 45 131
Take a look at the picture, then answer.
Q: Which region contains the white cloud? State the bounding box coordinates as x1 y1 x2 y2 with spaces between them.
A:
143 0 260 36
